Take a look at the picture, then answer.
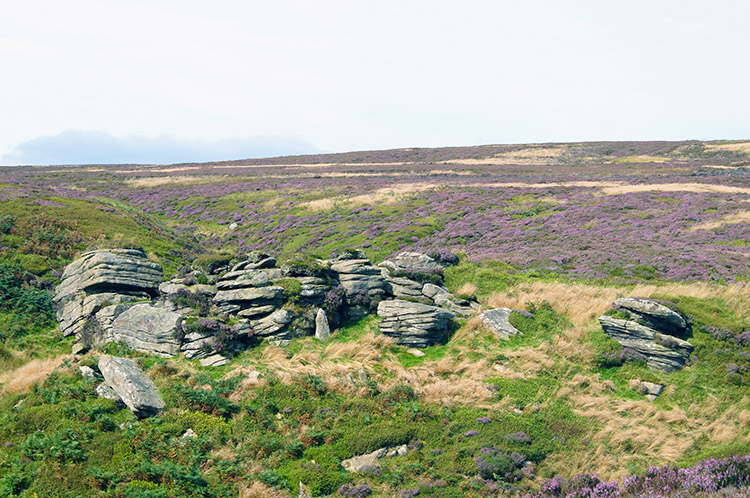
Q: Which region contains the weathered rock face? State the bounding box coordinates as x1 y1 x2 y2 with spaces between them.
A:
384 276 426 301
380 252 444 274
640 381 665 401
109 303 182 357
213 286 283 316
479 308 521 340
615 298 688 337
377 299 455 347
598 315 693 372
53 249 165 353
295 276 331 305
98 355 165 418
329 259 387 299
422 283 476 316
55 249 163 299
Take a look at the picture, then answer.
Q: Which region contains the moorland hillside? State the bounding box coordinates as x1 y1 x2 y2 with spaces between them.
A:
1 140 750 497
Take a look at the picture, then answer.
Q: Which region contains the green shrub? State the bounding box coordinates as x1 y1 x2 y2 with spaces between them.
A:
192 254 233 274
276 278 302 304
166 385 238 418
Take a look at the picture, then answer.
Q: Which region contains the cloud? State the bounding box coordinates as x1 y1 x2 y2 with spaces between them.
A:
0 130 321 166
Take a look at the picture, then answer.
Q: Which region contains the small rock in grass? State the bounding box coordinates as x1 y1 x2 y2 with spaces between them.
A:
407 348 426 357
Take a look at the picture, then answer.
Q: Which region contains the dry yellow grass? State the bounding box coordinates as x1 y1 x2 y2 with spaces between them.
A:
612 155 670 163
0 356 68 394
303 183 436 211
689 210 750 231
489 280 750 327
704 141 750 155
443 146 567 165
239 481 291 498
600 183 750 195
456 282 478 298
126 175 230 187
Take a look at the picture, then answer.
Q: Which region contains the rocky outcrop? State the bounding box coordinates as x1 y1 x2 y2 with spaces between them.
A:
377 299 455 347
213 286 284 316
109 304 182 357
384 275 426 301
296 276 330 305
342 445 408 472
598 315 693 372
249 308 296 345
479 308 521 340
53 249 164 353
329 258 387 300
98 355 165 418
55 249 469 364
615 298 689 337
55 249 163 299
422 283 477 316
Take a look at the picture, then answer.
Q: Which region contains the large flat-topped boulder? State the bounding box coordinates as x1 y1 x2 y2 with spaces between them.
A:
109 304 182 357
216 269 270 290
329 259 382 275
213 286 283 315
98 355 165 418
55 249 163 299
377 299 455 347
598 315 693 372
615 298 688 337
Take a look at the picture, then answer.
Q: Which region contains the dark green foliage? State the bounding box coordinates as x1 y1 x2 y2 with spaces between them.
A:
276 278 302 304
164 385 238 418
192 254 233 274
392 269 444 285
281 253 327 277
603 307 631 320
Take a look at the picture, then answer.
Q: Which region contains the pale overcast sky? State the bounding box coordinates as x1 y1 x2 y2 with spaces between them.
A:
1 0 748 165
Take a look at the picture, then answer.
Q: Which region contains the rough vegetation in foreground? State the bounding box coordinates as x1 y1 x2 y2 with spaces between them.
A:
0 140 750 497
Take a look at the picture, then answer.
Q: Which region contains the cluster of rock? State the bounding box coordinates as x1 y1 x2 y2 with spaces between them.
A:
53 249 176 356
598 298 694 372
54 248 493 363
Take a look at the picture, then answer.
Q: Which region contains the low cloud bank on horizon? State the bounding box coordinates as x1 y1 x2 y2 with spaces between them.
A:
0 131 321 166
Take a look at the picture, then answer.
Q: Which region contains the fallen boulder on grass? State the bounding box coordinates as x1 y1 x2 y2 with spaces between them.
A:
98 355 165 418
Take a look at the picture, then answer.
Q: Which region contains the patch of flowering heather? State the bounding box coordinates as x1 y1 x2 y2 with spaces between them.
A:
399 488 420 498
338 484 372 497
503 431 532 444
475 447 526 481
3 141 750 282
465 430 479 437
477 416 491 424
525 455 750 497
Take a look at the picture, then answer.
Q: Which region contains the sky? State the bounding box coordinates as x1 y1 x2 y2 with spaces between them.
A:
1 0 749 165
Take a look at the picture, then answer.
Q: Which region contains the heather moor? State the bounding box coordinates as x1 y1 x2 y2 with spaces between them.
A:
1 140 750 498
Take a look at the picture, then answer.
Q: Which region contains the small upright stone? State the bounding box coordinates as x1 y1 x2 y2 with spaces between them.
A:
315 308 331 342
